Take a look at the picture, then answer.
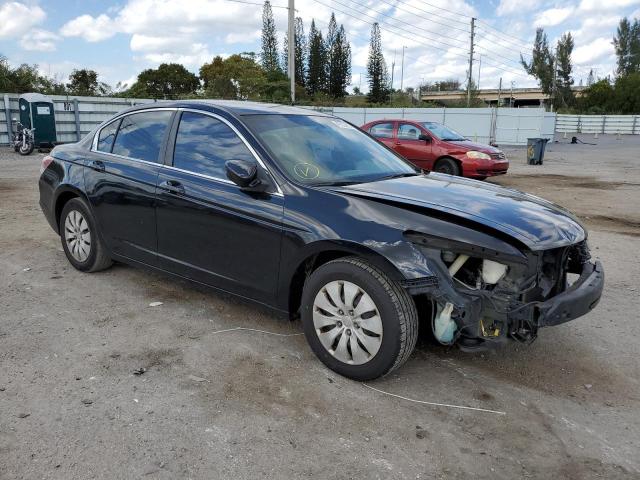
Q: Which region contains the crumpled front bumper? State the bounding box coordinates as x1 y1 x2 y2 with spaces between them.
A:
525 260 604 327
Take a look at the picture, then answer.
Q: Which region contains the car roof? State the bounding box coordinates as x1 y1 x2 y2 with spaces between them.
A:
117 99 329 117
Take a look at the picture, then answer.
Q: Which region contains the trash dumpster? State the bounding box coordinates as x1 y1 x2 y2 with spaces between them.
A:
526 137 549 165
18 93 57 148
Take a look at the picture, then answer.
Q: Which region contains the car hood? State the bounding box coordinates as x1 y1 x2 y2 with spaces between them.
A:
443 139 501 153
333 173 585 250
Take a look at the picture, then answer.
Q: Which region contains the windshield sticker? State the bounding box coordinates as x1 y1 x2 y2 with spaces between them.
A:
293 163 320 179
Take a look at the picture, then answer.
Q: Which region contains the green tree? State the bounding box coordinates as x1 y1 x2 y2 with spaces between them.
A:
294 17 307 87
307 20 327 96
200 53 267 100
554 32 575 109
611 72 640 113
521 28 554 96
613 17 640 76
67 69 110 96
366 23 390 104
261 1 280 73
130 63 199 98
327 15 351 98
586 69 595 86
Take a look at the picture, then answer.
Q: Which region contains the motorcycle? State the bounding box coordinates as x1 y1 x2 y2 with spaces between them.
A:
11 119 35 156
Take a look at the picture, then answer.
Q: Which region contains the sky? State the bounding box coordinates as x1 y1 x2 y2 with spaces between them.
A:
1 0 640 93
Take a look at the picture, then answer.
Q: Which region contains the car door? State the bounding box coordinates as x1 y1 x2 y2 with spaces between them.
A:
395 123 433 169
155 110 284 303
367 122 396 149
84 109 175 266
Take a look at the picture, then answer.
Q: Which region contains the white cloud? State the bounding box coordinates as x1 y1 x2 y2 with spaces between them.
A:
534 7 575 27
496 0 538 16
0 2 46 38
573 37 614 65
60 14 117 42
578 0 640 11
19 29 59 51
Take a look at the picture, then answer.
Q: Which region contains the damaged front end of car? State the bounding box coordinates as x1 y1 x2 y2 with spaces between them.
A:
403 231 604 350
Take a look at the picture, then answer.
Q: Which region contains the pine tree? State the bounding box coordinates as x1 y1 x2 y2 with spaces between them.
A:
261 1 280 73
326 15 352 98
613 17 640 76
587 69 595 86
555 32 575 108
307 20 327 95
366 23 390 104
294 17 307 87
521 28 554 96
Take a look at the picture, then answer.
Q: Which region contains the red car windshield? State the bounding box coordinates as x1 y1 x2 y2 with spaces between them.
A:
422 122 467 141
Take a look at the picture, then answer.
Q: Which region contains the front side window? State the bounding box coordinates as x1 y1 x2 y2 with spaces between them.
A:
243 115 416 186
398 123 422 140
97 119 121 153
173 112 254 179
369 122 394 139
111 111 173 162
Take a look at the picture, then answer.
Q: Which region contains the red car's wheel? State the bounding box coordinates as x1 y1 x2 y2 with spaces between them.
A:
434 157 460 176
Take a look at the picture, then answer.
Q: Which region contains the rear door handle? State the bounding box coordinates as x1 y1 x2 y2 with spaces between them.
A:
88 160 105 172
158 179 185 195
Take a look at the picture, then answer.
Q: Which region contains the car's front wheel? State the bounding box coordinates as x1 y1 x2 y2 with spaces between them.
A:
301 257 419 380
434 157 460 176
60 198 112 272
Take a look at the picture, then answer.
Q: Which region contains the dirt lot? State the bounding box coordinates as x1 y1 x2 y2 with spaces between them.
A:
1 134 639 479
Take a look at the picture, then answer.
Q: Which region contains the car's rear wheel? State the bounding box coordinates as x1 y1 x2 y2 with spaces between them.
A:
60 198 112 272
301 257 418 380
434 157 460 176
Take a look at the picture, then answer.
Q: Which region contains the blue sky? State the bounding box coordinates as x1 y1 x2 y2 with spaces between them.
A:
1 0 639 92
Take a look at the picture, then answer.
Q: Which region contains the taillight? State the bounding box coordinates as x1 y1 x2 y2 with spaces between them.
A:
40 155 54 175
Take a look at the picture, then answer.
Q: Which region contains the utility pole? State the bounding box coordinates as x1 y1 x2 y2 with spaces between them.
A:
550 47 557 112
510 80 515 108
466 17 476 107
477 54 482 90
391 50 396 90
400 46 407 91
497 77 502 107
287 0 295 104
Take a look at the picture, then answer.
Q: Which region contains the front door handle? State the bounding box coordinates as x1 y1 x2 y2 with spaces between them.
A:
159 179 185 195
88 160 105 172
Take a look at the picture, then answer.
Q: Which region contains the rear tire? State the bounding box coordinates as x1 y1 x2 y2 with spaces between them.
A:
301 257 419 380
434 157 461 176
60 198 112 272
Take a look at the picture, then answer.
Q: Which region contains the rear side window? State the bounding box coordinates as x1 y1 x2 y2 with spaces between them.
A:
369 122 394 138
97 119 120 153
173 112 254 179
112 111 173 162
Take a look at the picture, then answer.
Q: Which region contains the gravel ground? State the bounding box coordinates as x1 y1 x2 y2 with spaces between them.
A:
1 134 639 479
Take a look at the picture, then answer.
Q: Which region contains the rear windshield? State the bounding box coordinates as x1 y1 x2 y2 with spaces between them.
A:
242 114 415 185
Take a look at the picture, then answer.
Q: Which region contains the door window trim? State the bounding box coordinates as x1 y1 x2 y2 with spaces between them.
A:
91 107 283 196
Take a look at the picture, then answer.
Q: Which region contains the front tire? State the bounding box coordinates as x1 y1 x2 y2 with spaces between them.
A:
60 198 112 272
19 141 34 156
434 157 461 176
301 257 419 380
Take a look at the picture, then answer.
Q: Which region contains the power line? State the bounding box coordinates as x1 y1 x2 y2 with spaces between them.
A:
224 0 290 8
476 19 533 51
335 0 531 77
476 25 532 55
396 0 472 26
375 0 470 34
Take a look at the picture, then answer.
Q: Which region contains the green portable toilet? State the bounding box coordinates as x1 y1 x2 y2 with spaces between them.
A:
18 93 57 147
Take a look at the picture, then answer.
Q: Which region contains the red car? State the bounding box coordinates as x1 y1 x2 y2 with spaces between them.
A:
361 120 509 179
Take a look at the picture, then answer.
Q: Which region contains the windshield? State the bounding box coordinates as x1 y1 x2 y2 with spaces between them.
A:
421 122 467 141
243 114 416 185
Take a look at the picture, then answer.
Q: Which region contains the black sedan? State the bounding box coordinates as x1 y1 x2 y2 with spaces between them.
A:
39 101 604 380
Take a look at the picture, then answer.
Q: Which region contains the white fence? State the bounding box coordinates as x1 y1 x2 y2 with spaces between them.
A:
303 107 556 145
556 114 640 135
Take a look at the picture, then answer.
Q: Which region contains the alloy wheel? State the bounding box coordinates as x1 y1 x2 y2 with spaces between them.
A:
312 280 383 365
64 210 91 262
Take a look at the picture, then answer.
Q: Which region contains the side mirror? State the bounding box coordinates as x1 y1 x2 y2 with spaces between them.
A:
225 159 262 190
419 134 431 142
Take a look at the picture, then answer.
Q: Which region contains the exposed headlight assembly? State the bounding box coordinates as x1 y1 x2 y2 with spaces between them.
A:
466 150 491 160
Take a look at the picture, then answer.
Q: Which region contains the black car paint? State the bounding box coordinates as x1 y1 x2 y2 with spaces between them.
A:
39 100 604 348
